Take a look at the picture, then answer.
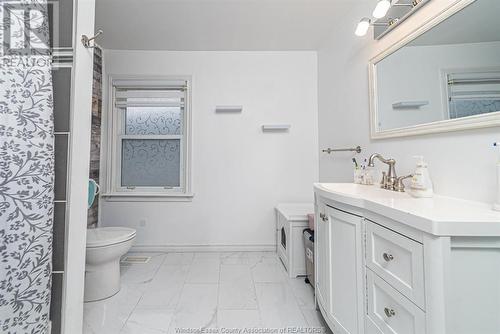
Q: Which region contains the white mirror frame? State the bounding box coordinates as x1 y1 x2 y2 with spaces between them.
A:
369 0 500 139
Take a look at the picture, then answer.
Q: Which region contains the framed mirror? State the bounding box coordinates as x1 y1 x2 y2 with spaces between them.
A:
369 0 500 139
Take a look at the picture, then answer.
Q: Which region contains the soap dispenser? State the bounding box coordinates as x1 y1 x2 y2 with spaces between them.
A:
410 156 434 198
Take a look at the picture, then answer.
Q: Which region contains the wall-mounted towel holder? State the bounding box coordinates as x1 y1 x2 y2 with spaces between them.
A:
215 105 243 113
82 29 103 48
322 146 362 154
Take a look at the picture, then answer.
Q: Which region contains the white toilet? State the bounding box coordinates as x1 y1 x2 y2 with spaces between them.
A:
84 227 136 302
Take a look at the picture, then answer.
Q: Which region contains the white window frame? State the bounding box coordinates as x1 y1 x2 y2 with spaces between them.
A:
440 66 500 120
105 75 193 200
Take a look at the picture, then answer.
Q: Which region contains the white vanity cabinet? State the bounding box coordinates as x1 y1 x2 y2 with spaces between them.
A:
316 203 365 334
315 200 331 314
314 183 500 334
364 218 427 334
365 221 425 309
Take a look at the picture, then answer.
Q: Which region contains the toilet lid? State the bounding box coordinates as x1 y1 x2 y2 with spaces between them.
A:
86 227 136 248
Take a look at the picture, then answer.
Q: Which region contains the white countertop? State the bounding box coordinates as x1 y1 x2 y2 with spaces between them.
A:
314 183 500 236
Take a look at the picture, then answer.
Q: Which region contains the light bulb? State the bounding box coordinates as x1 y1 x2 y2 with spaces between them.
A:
355 18 371 37
373 0 391 19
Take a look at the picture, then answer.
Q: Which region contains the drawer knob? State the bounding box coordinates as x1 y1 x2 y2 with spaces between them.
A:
384 307 396 318
383 252 394 262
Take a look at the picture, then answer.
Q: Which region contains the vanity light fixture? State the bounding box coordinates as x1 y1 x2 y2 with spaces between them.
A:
355 0 428 39
355 18 371 36
373 0 391 19
355 18 390 37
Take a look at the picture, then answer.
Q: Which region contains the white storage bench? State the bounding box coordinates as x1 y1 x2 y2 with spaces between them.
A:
275 203 314 278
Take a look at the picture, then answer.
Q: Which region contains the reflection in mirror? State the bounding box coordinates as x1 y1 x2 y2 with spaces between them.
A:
375 0 500 132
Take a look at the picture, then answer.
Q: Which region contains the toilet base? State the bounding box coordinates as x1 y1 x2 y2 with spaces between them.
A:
84 230 135 302
84 260 121 302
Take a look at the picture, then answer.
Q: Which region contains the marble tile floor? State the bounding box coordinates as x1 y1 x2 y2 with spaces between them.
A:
83 251 330 334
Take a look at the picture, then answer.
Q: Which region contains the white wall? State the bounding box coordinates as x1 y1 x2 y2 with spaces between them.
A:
318 0 500 204
377 42 500 130
100 51 318 250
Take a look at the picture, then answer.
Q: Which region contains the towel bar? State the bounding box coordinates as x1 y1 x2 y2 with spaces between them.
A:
322 146 362 154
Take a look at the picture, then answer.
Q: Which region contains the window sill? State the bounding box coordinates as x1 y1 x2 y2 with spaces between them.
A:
101 192 195 202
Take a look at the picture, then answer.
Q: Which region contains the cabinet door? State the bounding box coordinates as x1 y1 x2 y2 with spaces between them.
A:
327 206 365 334
315 201 331 314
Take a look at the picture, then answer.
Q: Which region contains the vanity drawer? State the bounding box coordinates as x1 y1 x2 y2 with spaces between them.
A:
366 269 426 334
366 221 425 308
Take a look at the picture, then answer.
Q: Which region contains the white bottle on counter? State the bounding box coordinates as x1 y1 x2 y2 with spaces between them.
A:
494 143 500 211
409 156 434 198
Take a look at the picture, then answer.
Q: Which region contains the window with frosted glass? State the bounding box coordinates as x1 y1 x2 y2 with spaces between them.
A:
121 139 180 187
113 83 188 192
125 107 183 135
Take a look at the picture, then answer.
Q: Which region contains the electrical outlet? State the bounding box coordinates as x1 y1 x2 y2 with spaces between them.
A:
139 219 147 227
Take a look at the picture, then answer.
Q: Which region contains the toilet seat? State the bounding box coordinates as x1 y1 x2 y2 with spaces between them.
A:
86 227 136 248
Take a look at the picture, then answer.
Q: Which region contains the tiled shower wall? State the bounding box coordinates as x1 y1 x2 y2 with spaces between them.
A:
51 64 71 334
87 47 102 228
50 0 73 332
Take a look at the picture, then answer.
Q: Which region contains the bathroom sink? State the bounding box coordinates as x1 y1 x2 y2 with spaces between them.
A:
316 183 412 200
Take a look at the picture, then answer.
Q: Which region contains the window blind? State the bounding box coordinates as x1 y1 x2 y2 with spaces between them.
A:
448 71 500 100
115 88 185 108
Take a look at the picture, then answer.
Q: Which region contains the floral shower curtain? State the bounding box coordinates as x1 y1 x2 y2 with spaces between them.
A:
0 1 54 333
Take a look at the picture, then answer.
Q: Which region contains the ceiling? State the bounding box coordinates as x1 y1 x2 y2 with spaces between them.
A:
409 0 500 46
94 0 357 51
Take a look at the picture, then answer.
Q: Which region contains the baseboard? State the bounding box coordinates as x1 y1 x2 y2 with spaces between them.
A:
130 243 276 253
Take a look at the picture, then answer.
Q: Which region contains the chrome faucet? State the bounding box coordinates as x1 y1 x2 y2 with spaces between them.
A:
394 174 413 192
368 153 398 190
